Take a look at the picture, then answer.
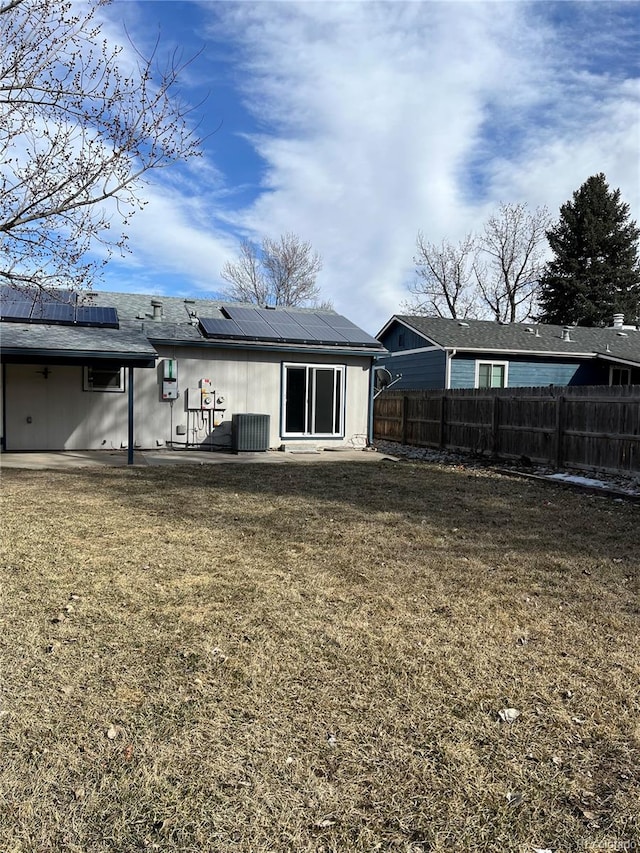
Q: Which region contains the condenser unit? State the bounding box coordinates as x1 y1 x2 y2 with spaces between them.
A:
231 414 270 452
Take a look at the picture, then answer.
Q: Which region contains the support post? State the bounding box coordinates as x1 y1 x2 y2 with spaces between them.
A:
554 395 564 469
439 394 447 449
491 394 500 455
401 395 409 445
128 366 134 465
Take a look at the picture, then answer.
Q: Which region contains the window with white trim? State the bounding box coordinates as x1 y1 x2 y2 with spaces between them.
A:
282 363 345 437
83 366 125 392
476 361 508 388
609 366 631 386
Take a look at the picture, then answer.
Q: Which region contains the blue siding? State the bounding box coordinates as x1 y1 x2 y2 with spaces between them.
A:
377 349 446 389
379 322 431 352
450 357 476 389
451 354 607 388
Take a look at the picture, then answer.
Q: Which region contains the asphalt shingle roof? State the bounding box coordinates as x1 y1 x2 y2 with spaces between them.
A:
1 289 384 355
0 321 157 364
389 315 640 366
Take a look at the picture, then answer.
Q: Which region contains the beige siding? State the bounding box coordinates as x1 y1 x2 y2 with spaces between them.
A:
2 346 373 451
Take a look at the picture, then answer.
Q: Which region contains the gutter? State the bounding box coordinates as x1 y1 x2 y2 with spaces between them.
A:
0 348 156 367
147 337 385 358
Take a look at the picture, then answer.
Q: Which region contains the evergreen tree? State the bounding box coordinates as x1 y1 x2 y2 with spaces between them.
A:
538 174 640 326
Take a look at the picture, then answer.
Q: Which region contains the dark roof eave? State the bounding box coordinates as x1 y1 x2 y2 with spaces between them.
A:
147 336 386 356
0 347 156 367
445 346 597 358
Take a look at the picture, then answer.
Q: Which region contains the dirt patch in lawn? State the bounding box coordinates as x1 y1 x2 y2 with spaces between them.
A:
1 461 638 852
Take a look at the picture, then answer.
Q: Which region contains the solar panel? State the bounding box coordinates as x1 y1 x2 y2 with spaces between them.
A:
75 306 119 328
260 316 308 338
203 306 378 347
293 315 350 343
54 290 78 304
0 285 24 304
293 312 334 327
320 313 380 345
0 300 34 321
235 320 283 340
38 302 75 324
199 317 246 339
222 305 264 322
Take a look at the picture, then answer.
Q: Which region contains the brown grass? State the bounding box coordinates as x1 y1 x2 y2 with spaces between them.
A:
0 459 638 853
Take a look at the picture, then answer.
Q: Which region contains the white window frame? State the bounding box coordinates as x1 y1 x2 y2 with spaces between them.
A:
83 366 125 392
475 360 509 389
609 366 631 386
281 362 345 438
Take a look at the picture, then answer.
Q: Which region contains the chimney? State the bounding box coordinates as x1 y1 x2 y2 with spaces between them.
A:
150 299 163 321
612 313 624 329
561 326 572 342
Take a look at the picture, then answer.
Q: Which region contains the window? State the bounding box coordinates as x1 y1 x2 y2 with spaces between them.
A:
476 361 508 388
83 366 125 392
282 363 345 437
610 366 631 386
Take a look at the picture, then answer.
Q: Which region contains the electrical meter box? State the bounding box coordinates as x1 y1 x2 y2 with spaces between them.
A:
200 378 215 410
187 387 202 410
161 359 179 400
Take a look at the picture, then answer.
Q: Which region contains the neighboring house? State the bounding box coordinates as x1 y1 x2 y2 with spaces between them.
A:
376 314 640 390
0 287 385 452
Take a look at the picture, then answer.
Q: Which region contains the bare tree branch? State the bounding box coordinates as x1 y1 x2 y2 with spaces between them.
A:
221 233 326 308
474 203 551 322
0 0 202 293
403 232 478 318
407 205 551 322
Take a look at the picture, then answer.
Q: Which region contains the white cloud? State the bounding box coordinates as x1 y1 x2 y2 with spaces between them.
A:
99 179 237 297
202 1 638 332
97 1 639 334
206 2 523 329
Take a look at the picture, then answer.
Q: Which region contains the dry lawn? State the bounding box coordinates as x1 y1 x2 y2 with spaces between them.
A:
0 459 638 853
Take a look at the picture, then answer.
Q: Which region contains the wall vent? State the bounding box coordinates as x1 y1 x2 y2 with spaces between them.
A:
232 413 270 452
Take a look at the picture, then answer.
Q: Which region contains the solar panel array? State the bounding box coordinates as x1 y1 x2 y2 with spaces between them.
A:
198 306 380 348
0 286 119 329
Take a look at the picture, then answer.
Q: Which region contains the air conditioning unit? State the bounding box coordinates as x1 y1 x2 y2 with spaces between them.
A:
231 414 270 452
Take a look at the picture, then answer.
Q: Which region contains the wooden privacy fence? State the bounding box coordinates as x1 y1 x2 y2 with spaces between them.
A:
373 385 640 475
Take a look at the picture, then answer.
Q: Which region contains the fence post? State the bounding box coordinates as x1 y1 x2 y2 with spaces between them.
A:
401 396 409 445
439 394 447 449
555 395 565 468
492 394 500 455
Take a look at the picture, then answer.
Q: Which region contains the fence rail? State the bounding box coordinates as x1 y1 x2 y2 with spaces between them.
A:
373 385 640 475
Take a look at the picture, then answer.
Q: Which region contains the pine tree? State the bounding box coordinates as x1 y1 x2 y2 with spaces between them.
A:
538 174 640 326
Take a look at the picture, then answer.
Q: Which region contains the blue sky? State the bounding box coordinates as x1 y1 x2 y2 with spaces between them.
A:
97 1 640 334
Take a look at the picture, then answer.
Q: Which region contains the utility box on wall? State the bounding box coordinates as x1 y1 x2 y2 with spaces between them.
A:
161 359 179 400
231 414 270 452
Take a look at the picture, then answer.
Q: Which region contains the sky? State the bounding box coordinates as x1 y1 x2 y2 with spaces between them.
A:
95 0 640 335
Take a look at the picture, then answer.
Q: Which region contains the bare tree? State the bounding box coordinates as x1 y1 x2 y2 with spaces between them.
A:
403 232 478 318
0 0 201 294
473 203 551 322
221 233 325 307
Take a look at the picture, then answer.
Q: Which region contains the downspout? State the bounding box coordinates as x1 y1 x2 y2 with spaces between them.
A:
127 366 134 465
1 361 6 450
367 357 377 446
445 349 457 389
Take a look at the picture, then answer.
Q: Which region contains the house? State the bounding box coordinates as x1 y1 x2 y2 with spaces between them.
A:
375 314 640 390
0 287 385 453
